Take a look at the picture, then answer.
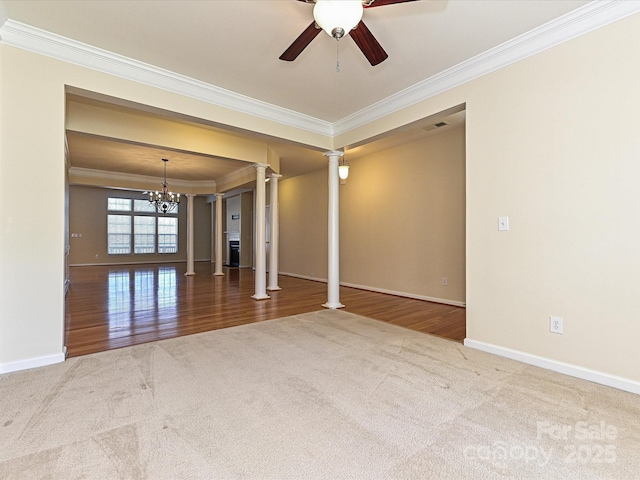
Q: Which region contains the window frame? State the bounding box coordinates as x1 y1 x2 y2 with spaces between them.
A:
107 196 179 255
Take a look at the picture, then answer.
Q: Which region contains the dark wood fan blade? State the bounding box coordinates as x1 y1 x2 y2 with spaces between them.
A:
364 0 418 7
279 22 321 61
349 21 388 66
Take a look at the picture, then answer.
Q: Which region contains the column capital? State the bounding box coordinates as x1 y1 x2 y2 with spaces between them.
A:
323 150 344 160
253 163 270 170
214 192 224 199
268 173 282 180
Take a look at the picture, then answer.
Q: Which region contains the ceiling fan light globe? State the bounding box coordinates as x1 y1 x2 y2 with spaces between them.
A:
313 0 363 38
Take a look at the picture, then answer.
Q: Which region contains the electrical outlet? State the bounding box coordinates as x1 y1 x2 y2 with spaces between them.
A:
550 316 563 334
442 277 448 286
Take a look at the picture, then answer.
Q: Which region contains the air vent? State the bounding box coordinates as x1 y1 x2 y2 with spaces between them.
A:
423 121 449 132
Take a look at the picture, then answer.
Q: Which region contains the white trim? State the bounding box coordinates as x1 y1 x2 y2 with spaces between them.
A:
340 281 466 308
464 338 640 395
0 19 333 137
69 259 187 267
1 3 638 138
68 167 217 190
280 272 327 283
0 351 66 374
217 164 258 186
333 1 640 136
279 272 466 308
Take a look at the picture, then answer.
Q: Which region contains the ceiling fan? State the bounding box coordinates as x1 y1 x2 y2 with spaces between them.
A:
280 0 418 66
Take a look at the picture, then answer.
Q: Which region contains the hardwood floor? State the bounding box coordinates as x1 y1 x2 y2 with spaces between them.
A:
65 262 466 358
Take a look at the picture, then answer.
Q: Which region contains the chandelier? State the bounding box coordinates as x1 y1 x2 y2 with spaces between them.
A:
149 158 180 214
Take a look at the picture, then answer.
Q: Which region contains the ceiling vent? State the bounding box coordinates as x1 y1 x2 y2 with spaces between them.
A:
423 121 449 132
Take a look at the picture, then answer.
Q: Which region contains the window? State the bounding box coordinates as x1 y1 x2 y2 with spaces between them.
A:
133 199 157 213
158 217 178 253
108 215 132 254
107 197 178 255
134 216 156 254
108 198 132 212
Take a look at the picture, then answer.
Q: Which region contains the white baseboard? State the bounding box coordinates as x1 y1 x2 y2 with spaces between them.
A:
340 281 466 308
279 272 466 308
280 272 327 283
464 338 640 395
70 260 187 267
0 350 66 374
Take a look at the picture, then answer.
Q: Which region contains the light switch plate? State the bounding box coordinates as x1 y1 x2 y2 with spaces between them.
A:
498 216 509 231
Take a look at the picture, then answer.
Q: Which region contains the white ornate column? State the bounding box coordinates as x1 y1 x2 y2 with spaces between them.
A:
214 193 225 276
267 174 282 291
323 151 344 309
252 164 270 300
185 194 196 276
210 200 215 263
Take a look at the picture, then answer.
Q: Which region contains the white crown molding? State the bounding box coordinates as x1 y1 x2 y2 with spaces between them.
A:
216 164 257 185
1 2 639 140
333 0 640 136
69 166 217 191
0 19 333 137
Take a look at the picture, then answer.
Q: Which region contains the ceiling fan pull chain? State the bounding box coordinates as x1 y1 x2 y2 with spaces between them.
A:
336 38 341 73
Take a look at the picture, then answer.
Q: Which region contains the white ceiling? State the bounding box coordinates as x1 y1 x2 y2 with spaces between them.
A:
0 0 594 184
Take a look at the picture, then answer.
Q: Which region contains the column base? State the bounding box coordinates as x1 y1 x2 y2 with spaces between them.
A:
213 272 225 276
322 302 345 309
251 293 271 300
185 272 196 277
267 286 282 291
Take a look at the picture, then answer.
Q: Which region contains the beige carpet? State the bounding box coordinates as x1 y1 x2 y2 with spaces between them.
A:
0 310 638 479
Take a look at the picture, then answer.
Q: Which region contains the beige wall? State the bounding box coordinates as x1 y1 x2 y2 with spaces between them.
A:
280 167 329 280
0 47 66 368
280 126 466 304
462 14 640 382
193 196 212 261
342 126 465 303
2 13 640 386
240 191 254 268
68 185 211 265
